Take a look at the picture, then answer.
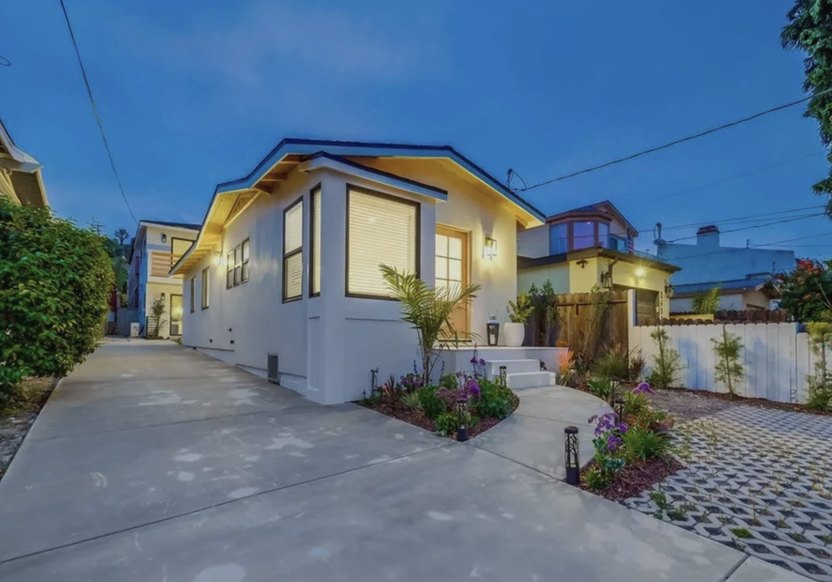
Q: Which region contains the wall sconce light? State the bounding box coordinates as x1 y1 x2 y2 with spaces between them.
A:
212 251 224 267
664 281 674 297
576 259 588 269
483 237 497 260
635 266 646 278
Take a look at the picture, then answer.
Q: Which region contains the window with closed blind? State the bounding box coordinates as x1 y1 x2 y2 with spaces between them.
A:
346 186 419 298
283 197 304 301
310 185 321 297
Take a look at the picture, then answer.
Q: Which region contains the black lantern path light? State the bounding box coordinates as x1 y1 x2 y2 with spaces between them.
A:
499 365 508 388
486 315 500 346
564 426 580 485
456 397 469 442
614 398 625 423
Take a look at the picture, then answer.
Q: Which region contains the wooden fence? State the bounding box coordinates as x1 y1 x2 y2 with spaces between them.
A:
664 310 790 325
526 291 629 358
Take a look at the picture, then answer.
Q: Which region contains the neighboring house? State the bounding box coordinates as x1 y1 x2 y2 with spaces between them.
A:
669 277 778 313
517 201 679 323
170 138 553 405
127 220 200 338
655 225 794 313
0 117 48 208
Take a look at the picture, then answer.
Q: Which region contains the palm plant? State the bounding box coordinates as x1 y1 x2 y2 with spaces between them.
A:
381 265 481 385
691 287 721 315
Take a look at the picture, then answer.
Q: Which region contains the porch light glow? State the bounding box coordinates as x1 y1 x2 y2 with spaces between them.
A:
212 252 223 267
635 266 646 278
483 237 497 260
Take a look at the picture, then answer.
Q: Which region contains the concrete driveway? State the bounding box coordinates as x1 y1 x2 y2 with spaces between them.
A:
0 339 806 581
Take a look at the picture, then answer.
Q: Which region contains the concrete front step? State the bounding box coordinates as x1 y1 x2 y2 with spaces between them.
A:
485 359 540 377
507 371 558 390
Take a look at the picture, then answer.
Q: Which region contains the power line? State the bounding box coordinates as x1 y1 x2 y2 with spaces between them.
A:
59 0 137 225
646 204 826 233
518 88 832 192
638 150 824 205
665 212 827 243
658 231 832 263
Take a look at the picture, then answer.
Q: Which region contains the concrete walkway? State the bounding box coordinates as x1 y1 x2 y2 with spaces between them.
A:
0 339 807 581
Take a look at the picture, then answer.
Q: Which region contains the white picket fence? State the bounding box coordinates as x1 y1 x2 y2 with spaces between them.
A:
629 322 818 404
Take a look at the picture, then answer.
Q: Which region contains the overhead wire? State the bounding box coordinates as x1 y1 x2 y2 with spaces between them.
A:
59 0 137 225
518 88 832 192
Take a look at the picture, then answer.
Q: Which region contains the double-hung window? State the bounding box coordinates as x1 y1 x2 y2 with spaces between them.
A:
226 238 250 289
346 186 419 298
310 186 321 297
283 198 304 301
201 267 210 309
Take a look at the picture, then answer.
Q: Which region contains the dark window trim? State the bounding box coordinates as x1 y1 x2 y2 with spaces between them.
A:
283 196 304 302
201 267 210 310
309 184 321 298
344 184 421 301
189 277 195 313
225 238 251 289
241 237 250 283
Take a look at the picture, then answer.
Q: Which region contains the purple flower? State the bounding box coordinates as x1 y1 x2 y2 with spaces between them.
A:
633 381 654 395
606 435 623 451
470 356 478 365
478 358 486 366
465 377 481 398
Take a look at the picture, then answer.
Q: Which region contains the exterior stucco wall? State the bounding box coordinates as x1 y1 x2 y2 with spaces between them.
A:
517 264 570 294
670 290 771 314
181 158 527 404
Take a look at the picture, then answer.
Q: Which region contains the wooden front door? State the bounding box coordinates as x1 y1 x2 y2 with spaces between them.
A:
435 226 470 339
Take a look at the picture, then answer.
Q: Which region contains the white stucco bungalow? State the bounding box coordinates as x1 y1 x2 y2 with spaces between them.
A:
171 139 557 404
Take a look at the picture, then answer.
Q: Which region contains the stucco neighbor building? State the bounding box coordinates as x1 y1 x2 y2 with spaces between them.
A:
170 138 560 405
127 220 200 338
655 225 794 313
0 117 48 208
517 201 679 323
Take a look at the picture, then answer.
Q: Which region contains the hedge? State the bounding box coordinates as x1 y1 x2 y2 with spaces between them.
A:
0 198 114 401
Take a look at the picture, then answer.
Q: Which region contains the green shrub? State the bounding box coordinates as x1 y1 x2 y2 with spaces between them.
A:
805 322 832 411
623 427 669 462
438 373 459 390
584 464 613 490
474 378 514 419
592 349 630 381
691 287 721 315
417 386 445 420
586 376 613 400
0 200 113 402
401 390 422 410
712 325 744 397
647 328 682 389
434 411 478 436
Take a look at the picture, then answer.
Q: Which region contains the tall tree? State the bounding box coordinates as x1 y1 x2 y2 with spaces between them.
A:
782 0 832 217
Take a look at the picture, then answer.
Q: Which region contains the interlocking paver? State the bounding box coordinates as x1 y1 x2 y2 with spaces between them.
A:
626 405 832 581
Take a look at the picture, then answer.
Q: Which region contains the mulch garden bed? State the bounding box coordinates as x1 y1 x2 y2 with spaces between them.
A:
360 391 519 441
579 456 685 501
0 377 56 480
647 386 832 420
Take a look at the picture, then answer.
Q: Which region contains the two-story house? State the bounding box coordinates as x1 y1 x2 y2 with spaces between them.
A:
127 220 199 338
517 201 678 323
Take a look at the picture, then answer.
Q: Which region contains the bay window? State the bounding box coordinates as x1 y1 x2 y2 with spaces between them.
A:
347 186 419 298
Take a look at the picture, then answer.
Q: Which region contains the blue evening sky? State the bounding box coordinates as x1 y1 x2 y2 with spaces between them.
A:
3 1 831 257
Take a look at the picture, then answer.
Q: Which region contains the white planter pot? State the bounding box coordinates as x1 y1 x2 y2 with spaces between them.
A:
502 322 526 347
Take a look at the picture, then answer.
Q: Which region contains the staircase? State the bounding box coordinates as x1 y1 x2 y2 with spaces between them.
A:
485 359 557 390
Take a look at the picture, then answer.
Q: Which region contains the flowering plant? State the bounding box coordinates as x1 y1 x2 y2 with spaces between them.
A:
588 412 627 474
